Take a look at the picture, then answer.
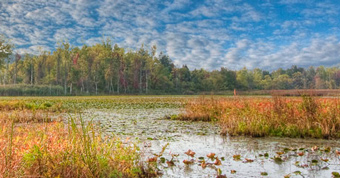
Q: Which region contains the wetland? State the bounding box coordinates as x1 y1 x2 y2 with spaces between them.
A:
1 95 340 177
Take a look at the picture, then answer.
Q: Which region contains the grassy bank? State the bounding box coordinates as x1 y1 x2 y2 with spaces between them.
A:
176 95 340 138
0 101 151 178
0 85 64 96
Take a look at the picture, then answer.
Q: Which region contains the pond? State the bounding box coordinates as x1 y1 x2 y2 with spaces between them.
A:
79 107 340 178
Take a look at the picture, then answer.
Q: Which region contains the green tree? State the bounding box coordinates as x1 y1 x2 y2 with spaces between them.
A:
220 67 236 90
273 74 292 89
236 67 253 90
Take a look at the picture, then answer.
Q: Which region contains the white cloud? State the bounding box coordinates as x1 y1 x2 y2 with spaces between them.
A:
15 45 51 55
220 36 340 71
1 0 339 71
279 0 314 4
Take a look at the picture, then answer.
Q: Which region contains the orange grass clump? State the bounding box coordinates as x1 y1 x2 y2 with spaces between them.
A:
0 111 144 178
179 95 340 138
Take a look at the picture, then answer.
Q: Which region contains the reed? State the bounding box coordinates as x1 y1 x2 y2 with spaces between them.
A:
178 95 340 138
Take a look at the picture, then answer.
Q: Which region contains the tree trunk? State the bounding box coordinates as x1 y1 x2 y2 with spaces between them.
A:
110 78 114 94
64 81 67 95
64 62 67 95
117 75 120 94
81 80 84 93
5 60 8 85
95 82 98 95
70 83 72 95
57 54 60 85
146 71 148 94
30 61 33 85
14 62 17 84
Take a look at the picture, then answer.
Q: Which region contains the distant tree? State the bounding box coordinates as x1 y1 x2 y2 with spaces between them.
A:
305 66 316 89
179 65 191 92
252 68 263 89
219 68 236 90
22 54 35 85
210 70 224 91
315 66 327 89
271 68 285 79
13 53 21 84
272 74 292 89
236 67 253 90
261 75 272 90
333 70 340 88
286 65 304 77
5 37 340 95
292 72 303 89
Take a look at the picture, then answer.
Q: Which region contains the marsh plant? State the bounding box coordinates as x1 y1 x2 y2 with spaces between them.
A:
177 95 340 138
0 102 148 178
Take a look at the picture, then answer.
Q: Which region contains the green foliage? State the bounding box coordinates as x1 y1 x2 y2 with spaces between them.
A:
0 84 63 96
1 36 340 95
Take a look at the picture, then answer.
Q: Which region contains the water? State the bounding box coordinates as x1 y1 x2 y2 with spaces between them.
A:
79 108 340 178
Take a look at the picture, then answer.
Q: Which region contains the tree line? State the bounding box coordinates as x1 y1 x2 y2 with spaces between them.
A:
1 37 340 95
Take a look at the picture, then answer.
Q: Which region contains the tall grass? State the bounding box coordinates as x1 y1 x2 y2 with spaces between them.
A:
0 110 146 177
178 95 340 138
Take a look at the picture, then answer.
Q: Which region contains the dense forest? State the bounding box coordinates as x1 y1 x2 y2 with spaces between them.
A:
1 37 340 95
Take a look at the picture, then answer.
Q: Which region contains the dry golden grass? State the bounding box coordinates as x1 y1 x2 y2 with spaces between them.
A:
179 96 340 138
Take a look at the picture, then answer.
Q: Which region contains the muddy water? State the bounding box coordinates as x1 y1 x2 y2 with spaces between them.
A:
80 108 340 178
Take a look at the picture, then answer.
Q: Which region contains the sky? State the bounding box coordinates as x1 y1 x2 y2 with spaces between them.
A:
1 0 340 71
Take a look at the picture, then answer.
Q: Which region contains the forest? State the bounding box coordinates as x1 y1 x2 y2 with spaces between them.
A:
1 37 340 95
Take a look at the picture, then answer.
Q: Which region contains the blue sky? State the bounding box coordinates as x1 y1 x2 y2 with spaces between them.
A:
1 0 340 71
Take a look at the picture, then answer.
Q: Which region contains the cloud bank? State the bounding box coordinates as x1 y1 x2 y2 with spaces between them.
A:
1 0 340 71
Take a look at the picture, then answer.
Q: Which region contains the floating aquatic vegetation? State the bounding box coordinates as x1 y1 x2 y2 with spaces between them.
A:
243 158 254 163
166 160 175 167
214 157 222 165
216 168 226 178
311 146 319 152
160 157 166 163
185 149 196 157
201 160 207 168
261 172 268 176
207 153 216 159
273 156 283 163
333 172 340 178
148 156 158 162
276 151 284 155
284 174 291 178
233 154 241 161
183 159 194 165
321 158 329 162
293 171 302 175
